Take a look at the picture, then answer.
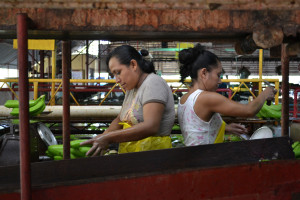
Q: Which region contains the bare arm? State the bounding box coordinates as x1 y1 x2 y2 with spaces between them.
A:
102 114 122 134
196 87 276 118
81 102 165 156
103 102 164 142
92 115 123 140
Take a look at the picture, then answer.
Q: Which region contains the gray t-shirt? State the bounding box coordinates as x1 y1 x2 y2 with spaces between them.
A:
120 73 175 136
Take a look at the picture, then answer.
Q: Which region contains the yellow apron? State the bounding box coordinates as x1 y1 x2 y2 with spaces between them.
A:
118 122 172 154
214 120 226 144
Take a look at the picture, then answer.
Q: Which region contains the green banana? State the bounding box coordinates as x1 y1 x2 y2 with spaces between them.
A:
264 108 281 119
10 108 19 116
79 146 91 155
172 124 181 131
45 150 54 158
70 139 92 149
5 95 45 108
267 104 282 111
29 100 46 116
292 141 300 149
48 144 64 157
48 139 95 160
5 99 36 108
256 103 282 119
48 145 81 160
54 155 77 160
28 95 46 116
54 156 63 160
293 145 300 158
9 95 46 117
71 148 86 158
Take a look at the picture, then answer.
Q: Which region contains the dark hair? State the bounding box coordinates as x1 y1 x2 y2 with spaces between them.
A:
179 44 220 83
106 45 155 74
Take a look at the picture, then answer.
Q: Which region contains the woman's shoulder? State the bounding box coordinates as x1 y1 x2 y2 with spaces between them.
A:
195 90 226 105
144 73 169 88
179 93 189 105
180 89 202 105
146 73 164 82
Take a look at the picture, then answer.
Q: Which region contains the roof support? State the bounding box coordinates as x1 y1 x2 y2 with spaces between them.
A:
17 13 32 200
39 50 44 78
281 43 289 136
62 40 71 160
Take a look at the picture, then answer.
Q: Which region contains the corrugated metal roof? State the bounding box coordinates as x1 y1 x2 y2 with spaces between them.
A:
0 40 299 76
0 42 18 69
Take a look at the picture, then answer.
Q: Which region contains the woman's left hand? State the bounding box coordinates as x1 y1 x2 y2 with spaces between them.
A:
80 135 109 157
225 123 248 135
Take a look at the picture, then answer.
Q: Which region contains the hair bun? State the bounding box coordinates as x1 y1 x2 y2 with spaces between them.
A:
179 44 205 65
140 49 149 57
193 44 205 55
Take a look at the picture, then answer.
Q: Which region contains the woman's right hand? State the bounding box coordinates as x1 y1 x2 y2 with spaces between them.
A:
263 86 277 102
80 135 110 157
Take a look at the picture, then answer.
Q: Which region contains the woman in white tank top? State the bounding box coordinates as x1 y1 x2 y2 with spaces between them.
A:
177 44 277 146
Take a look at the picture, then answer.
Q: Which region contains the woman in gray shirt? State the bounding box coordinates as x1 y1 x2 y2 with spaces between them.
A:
81 45 175 155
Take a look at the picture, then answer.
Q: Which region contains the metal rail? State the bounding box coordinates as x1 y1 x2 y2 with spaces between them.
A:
0 78 279 105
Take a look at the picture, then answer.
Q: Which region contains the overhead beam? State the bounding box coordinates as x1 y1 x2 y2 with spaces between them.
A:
0 9 299 41
0 0 299 10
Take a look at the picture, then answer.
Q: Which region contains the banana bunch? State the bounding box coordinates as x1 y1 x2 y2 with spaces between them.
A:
5 95 46 117
256 103 282 119
46 139 118 160
292 141 300 159
46 140 92 160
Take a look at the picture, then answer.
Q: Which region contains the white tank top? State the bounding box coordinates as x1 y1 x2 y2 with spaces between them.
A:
178 89 223 146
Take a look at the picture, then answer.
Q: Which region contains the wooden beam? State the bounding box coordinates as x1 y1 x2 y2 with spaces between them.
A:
0 0 299 10
253 24 284 49
0 9 299 41
234 35 258 55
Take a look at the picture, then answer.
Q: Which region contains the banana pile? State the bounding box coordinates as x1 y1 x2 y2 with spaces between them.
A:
46 139 91 160
46 139 118 160
5 95 46 117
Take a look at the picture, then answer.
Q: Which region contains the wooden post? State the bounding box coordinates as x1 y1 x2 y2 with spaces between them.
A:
281 43 289 137
62 40 71 160
258 49 263 95
17 13 32 200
